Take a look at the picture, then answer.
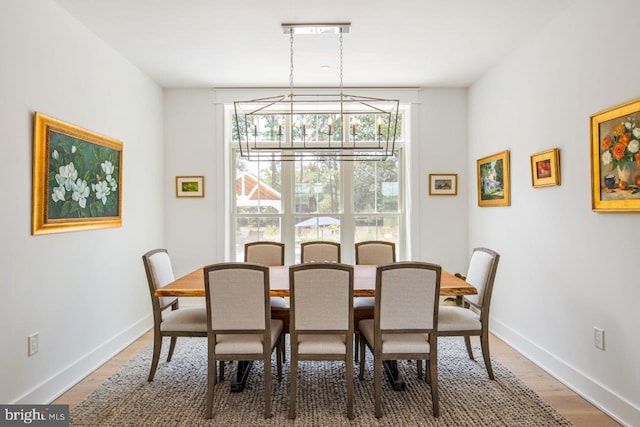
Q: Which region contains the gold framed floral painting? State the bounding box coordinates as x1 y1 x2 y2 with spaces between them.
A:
477 150 510 207
176 176 205 198
32 113 123 235
590 98 640 212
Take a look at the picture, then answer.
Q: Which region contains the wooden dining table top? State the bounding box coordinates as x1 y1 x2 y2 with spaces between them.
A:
155 264 477 298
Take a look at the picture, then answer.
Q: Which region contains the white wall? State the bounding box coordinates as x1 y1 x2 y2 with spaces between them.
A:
468 0 640 424
0 1 163 403
163 88 469 279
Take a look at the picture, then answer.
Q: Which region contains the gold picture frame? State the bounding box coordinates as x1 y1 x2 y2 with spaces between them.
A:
477 150 510 207
32 113 123 235
429 173 458 196
530 148 561 188
176 176 205 198
590 98 640 212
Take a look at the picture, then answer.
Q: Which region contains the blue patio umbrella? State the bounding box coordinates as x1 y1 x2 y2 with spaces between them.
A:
295 216 340 227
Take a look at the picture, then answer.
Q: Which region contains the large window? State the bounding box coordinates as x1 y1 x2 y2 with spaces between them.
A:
230 108 406 263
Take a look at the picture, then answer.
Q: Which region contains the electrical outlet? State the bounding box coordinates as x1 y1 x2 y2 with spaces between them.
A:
594 327 605 351
28 333 39 356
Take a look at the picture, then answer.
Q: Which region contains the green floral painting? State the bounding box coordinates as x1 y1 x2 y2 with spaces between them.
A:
47 130 120 219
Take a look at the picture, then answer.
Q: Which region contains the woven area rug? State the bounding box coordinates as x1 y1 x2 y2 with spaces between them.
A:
70 337 572 426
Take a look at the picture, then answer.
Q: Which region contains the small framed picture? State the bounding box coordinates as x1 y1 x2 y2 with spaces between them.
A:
429 173 458 196
530 148 561 188
176 176 204 198
477 150 510 207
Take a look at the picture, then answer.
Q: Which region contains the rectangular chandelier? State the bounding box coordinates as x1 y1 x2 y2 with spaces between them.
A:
233 23 399 161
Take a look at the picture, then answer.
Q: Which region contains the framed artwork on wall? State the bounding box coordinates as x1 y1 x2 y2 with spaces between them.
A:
530 148 561 188
477 150 510 207
429 173 458 196
32 112 123 235
176 176 205 198
590 97 640 212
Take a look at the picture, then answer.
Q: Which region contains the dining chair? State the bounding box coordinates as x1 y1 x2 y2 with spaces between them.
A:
288 263 355 420
437 247 500 379
141 249 207 382
244 240 289 363
300 241 341 263
353 240 396 362
358 262 441 418
203 262 284 419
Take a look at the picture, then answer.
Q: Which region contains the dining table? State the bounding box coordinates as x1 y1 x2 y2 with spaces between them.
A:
156 264 477 392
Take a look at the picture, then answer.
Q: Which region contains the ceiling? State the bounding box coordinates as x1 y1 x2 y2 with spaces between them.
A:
53 0 573 89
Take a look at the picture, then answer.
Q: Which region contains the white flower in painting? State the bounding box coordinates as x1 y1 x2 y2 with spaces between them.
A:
55 162 78 191
71 178 90 208
633 128 640 139
92 180 110 205
628 139 640 154
52 150 59 160
72 145 77 154
602 150 612 165
106 175 118 192
51 185 66 202
624 121 632 130
101 160 114 176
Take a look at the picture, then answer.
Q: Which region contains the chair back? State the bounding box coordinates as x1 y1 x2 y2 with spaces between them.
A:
355 241 396 265
289 263 353 332
464 248 500 312
376 262 441 332
204 263 270 333
142 249 178 312
245 241 285 266
300 241 341 263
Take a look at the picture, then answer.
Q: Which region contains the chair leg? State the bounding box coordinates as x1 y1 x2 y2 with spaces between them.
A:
277 335 283 381
464 336 474 360
428 356 439 417
264 353 272 418
219 361 225 382
480 330 495 380
206 342 216 419
417 360 423 380
167 336 177 362
358 337 366 380
374 357 383 418
288 355 297 419
282 333 287 363
354 333 360 362
148 330 162 382
346 339 354 420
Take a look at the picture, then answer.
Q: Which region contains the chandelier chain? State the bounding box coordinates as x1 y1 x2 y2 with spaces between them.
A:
289 30 294 98
339 29 344 95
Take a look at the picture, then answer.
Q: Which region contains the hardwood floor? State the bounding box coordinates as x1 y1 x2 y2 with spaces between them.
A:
53 330 620 426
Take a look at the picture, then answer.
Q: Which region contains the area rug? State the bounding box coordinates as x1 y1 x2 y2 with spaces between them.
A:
70 338 572 426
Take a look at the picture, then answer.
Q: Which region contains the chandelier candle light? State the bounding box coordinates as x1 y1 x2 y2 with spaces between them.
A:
234 23 399 161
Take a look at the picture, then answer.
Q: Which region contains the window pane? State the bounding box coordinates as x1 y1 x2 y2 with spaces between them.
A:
235 154 282 214
354 215 399 246
353 156 400 213
294 156 340 214
293 215 341 263
235 217 281 261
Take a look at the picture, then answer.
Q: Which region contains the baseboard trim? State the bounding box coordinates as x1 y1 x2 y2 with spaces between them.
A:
491 317 639 427
13 314 152 405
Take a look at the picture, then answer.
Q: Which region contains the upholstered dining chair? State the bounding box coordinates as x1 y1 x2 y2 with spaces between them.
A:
142 249 207 382
288 263 355 420
437 247 500 379
358 262 441 418
300 241 341 263
353 240 396 362
244 241 289 361
203 262 284 419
